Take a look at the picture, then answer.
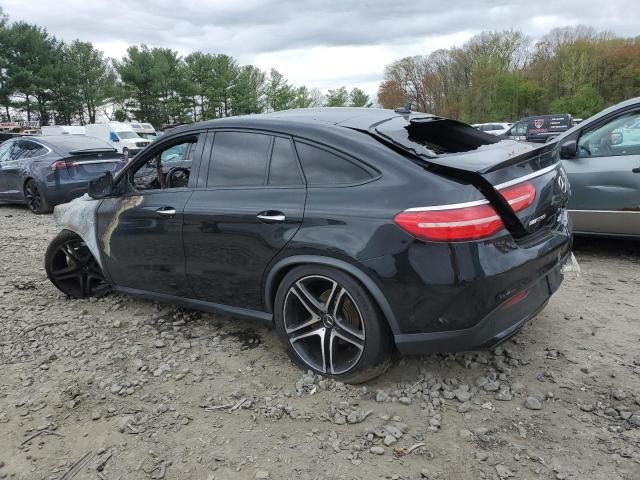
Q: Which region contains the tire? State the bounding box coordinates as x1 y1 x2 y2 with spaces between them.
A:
45 230 110 299
274 265 393 383
24 179 51 214
122 147 129 159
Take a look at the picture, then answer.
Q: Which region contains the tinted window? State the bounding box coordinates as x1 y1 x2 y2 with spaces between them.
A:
22 140 47 158
295 142 371 185
0 142 13 162
208 132 271 186
268 137 302 185
10 140 46 159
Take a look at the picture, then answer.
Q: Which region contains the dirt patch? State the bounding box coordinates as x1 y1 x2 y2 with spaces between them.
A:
0 205 639 479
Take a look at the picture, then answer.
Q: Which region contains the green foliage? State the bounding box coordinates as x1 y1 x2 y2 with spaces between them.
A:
549 86 604 118
379 27 640 123
325 86 349 107
349 88 372 107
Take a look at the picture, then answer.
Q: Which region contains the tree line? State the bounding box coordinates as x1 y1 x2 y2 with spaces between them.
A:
0 8 371 127
377 27 640 123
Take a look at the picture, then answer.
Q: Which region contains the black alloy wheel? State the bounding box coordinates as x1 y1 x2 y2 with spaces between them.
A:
274 266 392 383
45 230 109 298
24 179 48 214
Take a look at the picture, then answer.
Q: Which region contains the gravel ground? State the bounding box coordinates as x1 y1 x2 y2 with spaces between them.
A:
0 204 639 480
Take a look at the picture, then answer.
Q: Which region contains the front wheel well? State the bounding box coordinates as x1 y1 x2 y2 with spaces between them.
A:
264 256 400 335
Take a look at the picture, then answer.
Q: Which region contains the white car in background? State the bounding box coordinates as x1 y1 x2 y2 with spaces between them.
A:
472 122 513 135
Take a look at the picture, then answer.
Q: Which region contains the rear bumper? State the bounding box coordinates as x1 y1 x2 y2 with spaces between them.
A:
44 180 91 205
361 209 572 352
394 261 563 354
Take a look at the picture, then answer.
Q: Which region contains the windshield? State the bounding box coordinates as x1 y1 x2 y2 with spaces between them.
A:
116 131 140 140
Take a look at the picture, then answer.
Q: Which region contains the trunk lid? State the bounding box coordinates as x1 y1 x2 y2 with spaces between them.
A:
64 149 126 177
370 116 570 237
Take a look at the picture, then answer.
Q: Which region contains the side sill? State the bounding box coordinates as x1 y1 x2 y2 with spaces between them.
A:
112 286 273 324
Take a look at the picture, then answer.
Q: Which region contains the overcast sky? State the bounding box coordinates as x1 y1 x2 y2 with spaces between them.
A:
3 1 639 96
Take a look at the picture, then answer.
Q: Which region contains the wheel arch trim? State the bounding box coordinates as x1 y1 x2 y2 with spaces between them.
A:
264 255 401 334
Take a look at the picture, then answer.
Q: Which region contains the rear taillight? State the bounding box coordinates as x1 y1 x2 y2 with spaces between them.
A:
394 181 536 242
49 160 76 170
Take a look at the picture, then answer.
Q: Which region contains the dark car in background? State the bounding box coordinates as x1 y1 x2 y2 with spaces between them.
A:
0 135 126 213
504 114 573 143
553 97 640 237
45 108 572 382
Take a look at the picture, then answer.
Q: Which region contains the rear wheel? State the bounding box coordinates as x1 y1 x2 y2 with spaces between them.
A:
274 265 392 383
24 179 51 214
45 230 110 298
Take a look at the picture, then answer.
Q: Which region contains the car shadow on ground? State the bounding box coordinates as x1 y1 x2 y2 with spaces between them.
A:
573 235 640 257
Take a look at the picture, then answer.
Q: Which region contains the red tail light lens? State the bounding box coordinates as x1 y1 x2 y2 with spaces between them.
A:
499 182 536 212
394 181 536 242
49 160 76 170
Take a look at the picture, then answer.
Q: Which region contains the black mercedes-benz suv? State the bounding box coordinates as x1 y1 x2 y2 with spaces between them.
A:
45 108 572 382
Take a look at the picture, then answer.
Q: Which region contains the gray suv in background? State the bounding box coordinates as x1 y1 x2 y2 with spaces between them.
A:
554 97 640 238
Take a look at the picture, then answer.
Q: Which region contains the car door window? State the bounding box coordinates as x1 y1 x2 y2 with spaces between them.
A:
13 140 47 159
268 137 303 185
0 142 13 163
509 122 527 136
129 135 199 191
207 131 271 186
578 110 640 158
294 141 372 185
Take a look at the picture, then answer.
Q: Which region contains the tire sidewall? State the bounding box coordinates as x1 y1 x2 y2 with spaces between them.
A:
273 264 392 383
24 179 50 214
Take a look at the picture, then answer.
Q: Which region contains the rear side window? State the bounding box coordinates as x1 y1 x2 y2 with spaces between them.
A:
268 137 303 185
208 132 271 186
294 141 371 185
12 140 47 159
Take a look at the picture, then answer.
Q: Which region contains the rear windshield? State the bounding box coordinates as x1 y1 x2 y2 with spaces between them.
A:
373 116 499 157
32 134 115 153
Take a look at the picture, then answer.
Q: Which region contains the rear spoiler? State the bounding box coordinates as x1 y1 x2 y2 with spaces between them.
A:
69 148 118 154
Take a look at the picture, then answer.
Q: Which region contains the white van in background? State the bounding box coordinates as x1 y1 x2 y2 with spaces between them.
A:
85 122 150 157
41 125 86 136
128 121 159 141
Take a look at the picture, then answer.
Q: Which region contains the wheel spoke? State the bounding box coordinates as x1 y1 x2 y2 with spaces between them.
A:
63 243 83 262
55 270 82 282
331 287 346 318
292 282 323 317
79 273 88 297
289 327 327 372
285 316 321 335
332 324 365 350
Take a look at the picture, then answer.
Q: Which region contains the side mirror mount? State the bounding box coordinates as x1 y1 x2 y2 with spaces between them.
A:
559 140 577 159
88 171 115 199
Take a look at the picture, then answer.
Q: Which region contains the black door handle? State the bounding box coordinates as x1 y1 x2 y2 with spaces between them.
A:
632 167 640 174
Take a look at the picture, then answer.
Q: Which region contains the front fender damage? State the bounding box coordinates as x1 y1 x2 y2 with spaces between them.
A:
53 194 102 267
